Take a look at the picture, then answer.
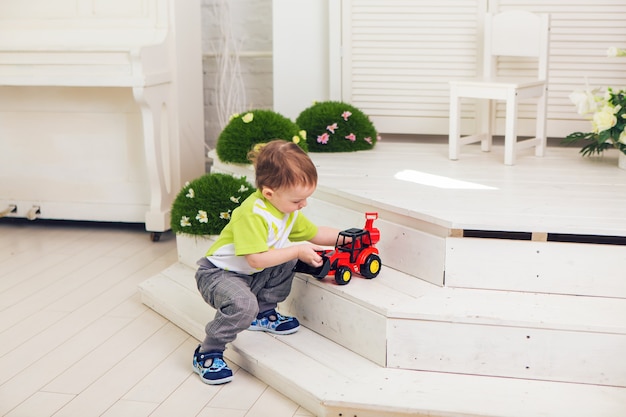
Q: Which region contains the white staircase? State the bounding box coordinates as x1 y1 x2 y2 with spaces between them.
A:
139 148 626 416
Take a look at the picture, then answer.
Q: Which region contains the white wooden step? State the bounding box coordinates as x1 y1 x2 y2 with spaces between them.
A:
305 197 626 299
140 262 626 386
445 236 626 298
284 269 626 387
138 263 626 417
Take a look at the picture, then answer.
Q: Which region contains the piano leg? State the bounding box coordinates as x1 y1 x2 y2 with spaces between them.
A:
133 82 176 234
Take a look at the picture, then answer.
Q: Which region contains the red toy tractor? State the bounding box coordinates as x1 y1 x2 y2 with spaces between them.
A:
295 212 382 285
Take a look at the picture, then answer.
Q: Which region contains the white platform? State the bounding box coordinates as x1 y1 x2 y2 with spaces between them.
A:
308 140 626 237
140 141 626 416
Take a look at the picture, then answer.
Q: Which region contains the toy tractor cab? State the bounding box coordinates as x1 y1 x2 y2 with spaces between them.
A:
295 212 382 285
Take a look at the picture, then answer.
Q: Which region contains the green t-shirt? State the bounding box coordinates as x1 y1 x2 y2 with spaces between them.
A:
205 190 318 274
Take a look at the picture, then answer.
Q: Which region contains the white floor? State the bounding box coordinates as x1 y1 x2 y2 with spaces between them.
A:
2 139 626 417
0 219 314 417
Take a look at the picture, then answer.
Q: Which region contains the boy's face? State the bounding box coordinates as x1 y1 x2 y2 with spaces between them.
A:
262 183 316 214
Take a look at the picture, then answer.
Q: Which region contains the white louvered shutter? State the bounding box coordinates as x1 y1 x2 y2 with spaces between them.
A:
341 0 626 138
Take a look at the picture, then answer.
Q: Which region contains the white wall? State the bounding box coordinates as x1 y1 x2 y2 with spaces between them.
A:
201 0 274 149
272 0 340 121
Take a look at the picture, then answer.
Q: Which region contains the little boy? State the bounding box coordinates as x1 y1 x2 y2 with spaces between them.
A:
193 139 340 384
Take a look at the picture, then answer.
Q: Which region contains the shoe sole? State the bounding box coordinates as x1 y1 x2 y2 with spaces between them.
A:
247 325 300 335
193 366 233 385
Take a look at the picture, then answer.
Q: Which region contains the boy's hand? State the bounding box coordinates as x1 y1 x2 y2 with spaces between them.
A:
297 244 325 267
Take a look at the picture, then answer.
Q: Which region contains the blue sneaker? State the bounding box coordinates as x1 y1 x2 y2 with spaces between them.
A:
192 346 233 385
248 309 300 335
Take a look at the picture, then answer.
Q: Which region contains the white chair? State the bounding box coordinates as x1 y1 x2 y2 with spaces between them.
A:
449 10 551 165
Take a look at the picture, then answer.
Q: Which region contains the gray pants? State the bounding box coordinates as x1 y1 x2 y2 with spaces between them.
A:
195 257 298 353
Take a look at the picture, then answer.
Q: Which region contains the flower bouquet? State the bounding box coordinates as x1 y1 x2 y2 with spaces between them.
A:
564 86 626 157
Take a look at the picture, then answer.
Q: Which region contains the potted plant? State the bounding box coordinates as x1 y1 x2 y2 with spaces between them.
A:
170 173 255 266
565 48 626 169
296 101 379 153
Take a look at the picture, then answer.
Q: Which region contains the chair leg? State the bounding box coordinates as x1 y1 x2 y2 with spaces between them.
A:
535 89 548 157
503 92 518 165
481 100 493 152
449 90 461 160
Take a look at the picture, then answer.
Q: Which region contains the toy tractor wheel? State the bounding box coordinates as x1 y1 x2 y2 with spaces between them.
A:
334 266 352 285
360 254 381 279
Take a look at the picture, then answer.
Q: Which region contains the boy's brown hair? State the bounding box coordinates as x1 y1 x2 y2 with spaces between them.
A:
248 140 318 191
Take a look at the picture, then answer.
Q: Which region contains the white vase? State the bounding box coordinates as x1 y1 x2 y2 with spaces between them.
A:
619 152 626 170
176 234 218 268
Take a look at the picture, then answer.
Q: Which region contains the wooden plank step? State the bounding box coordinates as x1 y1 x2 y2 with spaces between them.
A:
445 236 626 298
294 269 626 333
140 262 626 387
138 265 626 417
285 270 626 386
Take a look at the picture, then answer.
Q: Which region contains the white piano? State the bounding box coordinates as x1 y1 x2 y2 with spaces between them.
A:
0 0 205 240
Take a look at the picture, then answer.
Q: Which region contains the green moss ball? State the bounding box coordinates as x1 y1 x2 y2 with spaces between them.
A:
170 173 255 236
216 109 307 164
296 101 378 152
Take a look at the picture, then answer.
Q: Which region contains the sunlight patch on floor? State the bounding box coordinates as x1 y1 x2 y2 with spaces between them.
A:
394 169 497 190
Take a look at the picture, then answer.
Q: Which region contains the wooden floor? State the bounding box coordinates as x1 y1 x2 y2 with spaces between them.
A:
0 219 313 417
2 139 625 416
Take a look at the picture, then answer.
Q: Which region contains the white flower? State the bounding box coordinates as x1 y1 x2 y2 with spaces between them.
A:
238 185 249 193
186 188 195 198
607 47 626 57
230 196 240 203
592 105 618 133
220 210 231 220
569 89 601 116
566 85 626 156
180 216 191 227
196 210 208 223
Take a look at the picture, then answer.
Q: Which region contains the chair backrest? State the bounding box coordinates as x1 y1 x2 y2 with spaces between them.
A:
483 10 550 80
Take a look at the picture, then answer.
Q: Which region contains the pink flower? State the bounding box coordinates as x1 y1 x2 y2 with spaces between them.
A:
326 123 338 133
317 133 330 144
364 137 372 144
342 111 352 121
345 133 356 142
